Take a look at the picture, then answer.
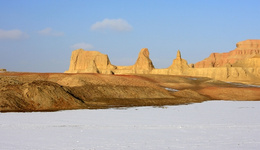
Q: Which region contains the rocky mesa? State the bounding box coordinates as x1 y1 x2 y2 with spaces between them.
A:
65 49 117 74
195 39 260 68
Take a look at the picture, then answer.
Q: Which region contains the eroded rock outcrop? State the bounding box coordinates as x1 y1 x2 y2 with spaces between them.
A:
65 49 116 74
168 50 190 74
66 48 155 75
132 48 155 73
195 40 260 68
65 40 260 84
232 54 260 68
114 48 155 74
151 50 190 75
0 69 6 72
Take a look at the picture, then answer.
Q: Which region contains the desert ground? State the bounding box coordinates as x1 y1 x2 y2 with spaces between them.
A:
0 72 260 112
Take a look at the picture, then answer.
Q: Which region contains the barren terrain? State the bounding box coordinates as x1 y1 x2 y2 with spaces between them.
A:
0 72 260 112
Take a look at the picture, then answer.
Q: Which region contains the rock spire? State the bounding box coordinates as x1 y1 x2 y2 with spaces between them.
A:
168 50 189 70
132 48 154 72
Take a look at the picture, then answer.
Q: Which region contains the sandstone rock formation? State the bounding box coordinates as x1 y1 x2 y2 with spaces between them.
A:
232 54 260 68
132 48 155 73
236 39 260 49
190 40 260 83
0 69 6 72
65 40 260 84
168 50 190 74
114 48 155 74
66 48 155 75
151 50 190 75
195 39 260 68
65 49 116 74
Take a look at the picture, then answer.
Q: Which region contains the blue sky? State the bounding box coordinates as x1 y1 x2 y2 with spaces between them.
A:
0 0 259 72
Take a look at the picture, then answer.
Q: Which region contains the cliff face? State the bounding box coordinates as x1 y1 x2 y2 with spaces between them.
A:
232 54 260 68
195 40 260 68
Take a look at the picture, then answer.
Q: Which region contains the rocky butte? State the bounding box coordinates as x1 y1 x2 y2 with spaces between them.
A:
65 49 116 74
65 39 260 84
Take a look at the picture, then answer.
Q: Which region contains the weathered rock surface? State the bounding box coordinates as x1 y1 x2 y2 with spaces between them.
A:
232 54 260 68
65 49 116 74
195 40 260 68
185 67 260 84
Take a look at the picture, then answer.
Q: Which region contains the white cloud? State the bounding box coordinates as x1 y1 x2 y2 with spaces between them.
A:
0 29 28 40
38 28 64 36
91 18 133 32
71 42 94 50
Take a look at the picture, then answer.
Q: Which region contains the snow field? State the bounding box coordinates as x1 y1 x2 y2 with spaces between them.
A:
0 100 260 150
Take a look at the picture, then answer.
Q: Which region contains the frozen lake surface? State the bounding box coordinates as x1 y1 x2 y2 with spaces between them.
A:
1 100 260 150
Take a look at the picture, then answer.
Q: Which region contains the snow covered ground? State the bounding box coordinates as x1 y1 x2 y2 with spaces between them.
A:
1 101 260 150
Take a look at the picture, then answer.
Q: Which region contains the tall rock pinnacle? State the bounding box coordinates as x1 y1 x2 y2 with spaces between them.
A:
133 48 155 72
177 50 181 59
168 50 189 71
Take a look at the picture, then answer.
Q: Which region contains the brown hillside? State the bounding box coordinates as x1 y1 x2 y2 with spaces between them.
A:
1 72 260 112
